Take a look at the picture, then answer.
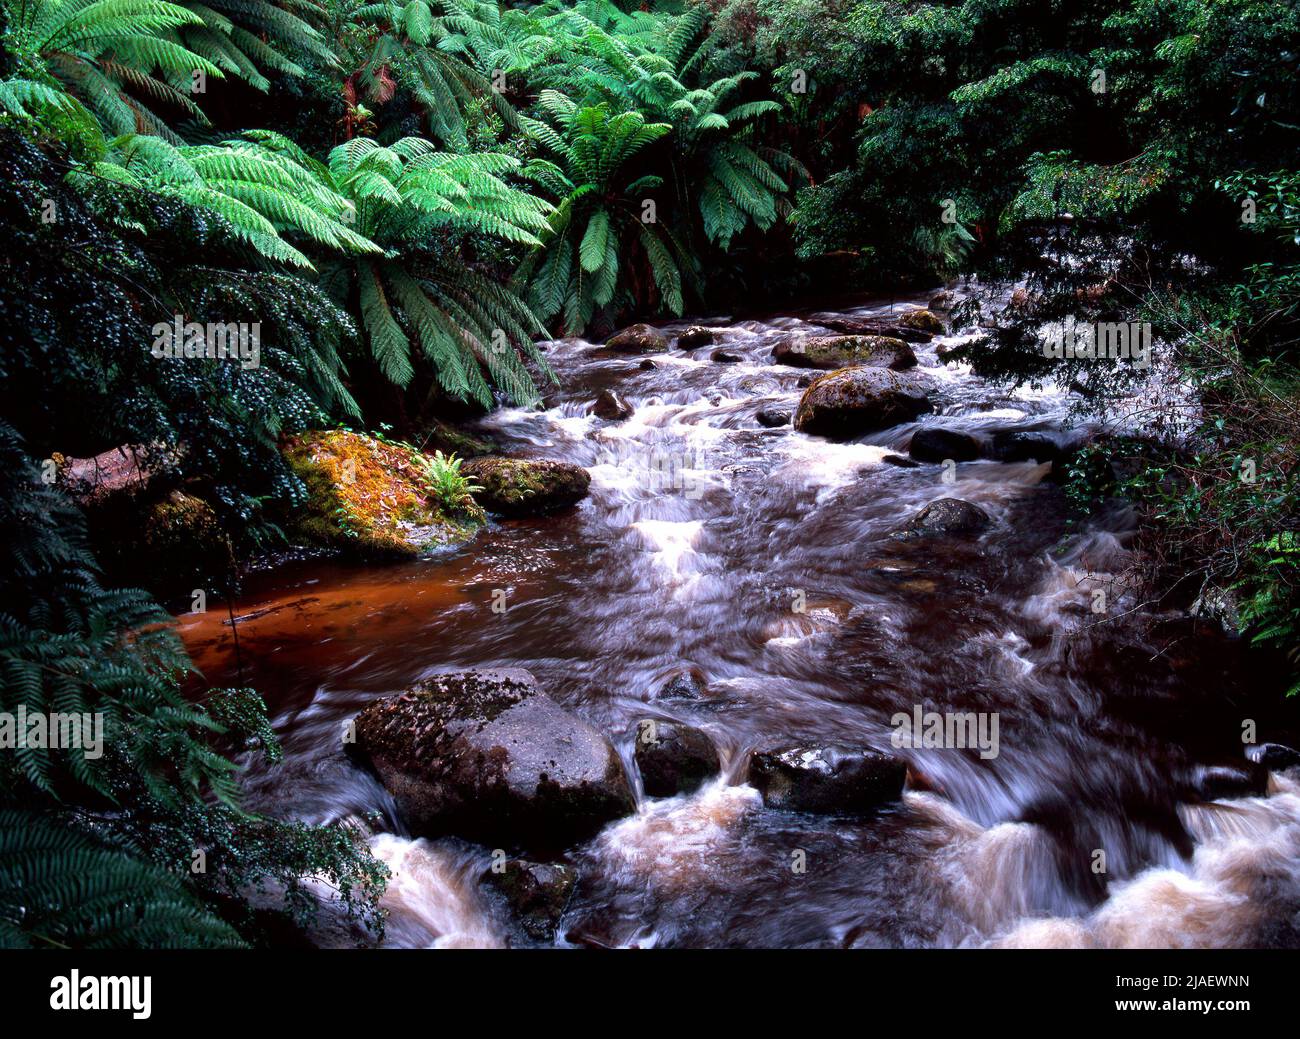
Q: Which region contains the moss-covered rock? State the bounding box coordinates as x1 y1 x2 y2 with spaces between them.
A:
897 309 945 334
462 456 591 517
283 429 482 557
137 489 234 595
793 367 933 440
773 334 916 371
605 323 668 354
421 420 497 459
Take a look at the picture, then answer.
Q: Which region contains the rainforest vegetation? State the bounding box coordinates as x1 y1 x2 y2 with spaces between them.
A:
0 0 1297 947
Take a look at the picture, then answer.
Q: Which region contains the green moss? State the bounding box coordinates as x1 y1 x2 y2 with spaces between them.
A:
282 430 483 557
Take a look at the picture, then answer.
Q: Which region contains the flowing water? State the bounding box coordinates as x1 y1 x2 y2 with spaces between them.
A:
180 290 1300 949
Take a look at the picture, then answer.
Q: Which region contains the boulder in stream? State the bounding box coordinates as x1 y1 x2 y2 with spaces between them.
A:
904 497 992 536
897 309 945 335
749 745 906 814
353 669 634 848
756 407 791 428
283 429 484 557
909 427 980 463
676 326 715 349
632 718 720 798
606 323 668 354
793 367 933 440
773 334 916 371
711 348 743 363
482 859 577 941
462 456 590 517
989 430 1066 465
592 388 633 421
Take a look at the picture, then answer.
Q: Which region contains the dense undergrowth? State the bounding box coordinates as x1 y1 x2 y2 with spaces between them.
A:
0 0 1297 945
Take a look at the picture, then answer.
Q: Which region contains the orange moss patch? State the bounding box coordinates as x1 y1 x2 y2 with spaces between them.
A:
283 430 481 557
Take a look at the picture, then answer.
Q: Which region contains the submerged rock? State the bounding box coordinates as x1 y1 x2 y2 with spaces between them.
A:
793 367 932 440
1192 763 1268 801
593 388 633 421
676 326 715 349
632 718 719 798
482 859 577 941
749 745 906 814
773 334 916 371
904 497 992 536
989 430 1066 465
882 454 920 468
353 669 634 848
654 667 708 701
283 429 483 557
606 323 668 354
462 456 590 517
909 427 980 463
711 348 743 363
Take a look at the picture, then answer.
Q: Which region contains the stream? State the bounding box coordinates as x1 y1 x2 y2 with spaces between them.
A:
180 289 1300 949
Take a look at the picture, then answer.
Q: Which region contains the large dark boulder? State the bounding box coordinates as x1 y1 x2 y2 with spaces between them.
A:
482 859 576 941
989 430 1067 465
1192 763 1268 802
592 389 633 421
352 669 634 847
676 326 715 349
773 335 915 371
905 497 992 536
462 457 590 517
793 367 932 440
632 719 719 798
606 324 667 354
909 427 980 463
749 745 906 814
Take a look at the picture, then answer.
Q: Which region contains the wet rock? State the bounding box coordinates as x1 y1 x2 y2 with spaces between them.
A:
793 367 933 440
749 745 906 814
905 497 992 536
462 456 590 517
882 454 920 468
638 358 659 370
1248 743 1300 770
632 719 720 798
677 326 715 349
655 667 708 701
989 430 1065 464
773 334 916 371
711 348 743 363
284 429 483 557
353 669 634 848
606 323 668 354
929 291 956 311
592 388 633 421
1192 763 1268 801
897 309 945 335
483 859 576 941
756 407 791 428
795 374 814 388
909 427 980 463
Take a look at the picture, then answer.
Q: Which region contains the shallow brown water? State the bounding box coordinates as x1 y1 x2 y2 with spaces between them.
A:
180 291 1300 949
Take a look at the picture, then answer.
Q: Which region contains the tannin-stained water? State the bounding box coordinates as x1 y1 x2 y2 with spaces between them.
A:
180 291 1300 949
